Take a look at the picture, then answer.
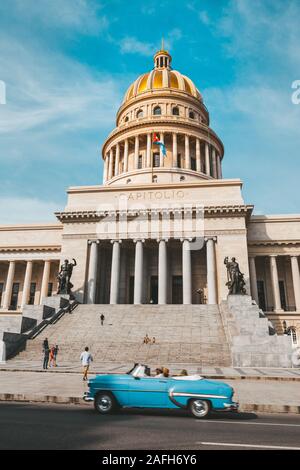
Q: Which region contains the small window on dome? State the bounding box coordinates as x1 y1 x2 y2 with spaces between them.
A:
125 116 129 122
153 106 161 116
172 107 179 116
136 109 143 119
189 111 195 119
153 175 158 183
126 178 131 184
180 176 185 182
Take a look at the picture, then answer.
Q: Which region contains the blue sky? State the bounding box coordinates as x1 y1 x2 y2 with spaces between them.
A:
0 0 299 223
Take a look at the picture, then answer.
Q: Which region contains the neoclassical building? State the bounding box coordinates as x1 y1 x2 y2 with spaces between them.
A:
0 48 300 343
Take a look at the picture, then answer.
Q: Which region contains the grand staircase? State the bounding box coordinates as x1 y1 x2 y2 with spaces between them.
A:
12 304 232 366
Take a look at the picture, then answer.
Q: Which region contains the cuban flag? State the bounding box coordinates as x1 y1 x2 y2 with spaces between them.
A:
153 133 167 157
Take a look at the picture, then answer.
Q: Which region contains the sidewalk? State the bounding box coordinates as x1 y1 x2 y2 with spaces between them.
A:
0 368 299 414
2 360 300 381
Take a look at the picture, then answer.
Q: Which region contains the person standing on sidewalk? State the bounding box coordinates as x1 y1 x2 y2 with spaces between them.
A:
100 314 105 326
53 344 59 366
80 346 93 381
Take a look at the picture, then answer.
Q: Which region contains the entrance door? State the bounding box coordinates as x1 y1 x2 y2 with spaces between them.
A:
10 283 19 310
150 276 158 304
172 276 183 304
129 276 134 304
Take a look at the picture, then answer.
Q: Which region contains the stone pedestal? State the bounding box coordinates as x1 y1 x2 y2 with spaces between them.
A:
220 295 293 367
42 295 70 312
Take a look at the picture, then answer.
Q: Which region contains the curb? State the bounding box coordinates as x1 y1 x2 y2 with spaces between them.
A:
0 394 299 414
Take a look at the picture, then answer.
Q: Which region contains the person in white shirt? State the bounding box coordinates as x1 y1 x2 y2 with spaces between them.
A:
80 346 93 381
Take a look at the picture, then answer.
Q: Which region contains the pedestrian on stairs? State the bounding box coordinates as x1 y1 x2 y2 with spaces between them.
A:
42 344 50 370
80 346 93 381
100 314 105 326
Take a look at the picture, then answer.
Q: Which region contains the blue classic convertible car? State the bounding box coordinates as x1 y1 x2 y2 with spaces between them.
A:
83 364 238 418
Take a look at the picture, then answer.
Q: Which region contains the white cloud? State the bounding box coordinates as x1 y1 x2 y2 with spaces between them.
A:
1 0 108 35
119 37 154 56
0 197 59 224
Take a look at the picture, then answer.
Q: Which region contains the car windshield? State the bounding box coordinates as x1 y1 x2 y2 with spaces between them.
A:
127 364 150 377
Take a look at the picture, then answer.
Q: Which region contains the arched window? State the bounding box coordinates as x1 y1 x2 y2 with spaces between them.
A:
153 106 161 116
138 155 143 169
126 178 131 184
172 106 179 116
153 175 158 183
136 109 143 119
189 111 195 119
125 116 129 122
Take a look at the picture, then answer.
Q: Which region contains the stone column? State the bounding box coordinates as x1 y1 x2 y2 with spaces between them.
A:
196 138 201 172
217 154 222 179
212 147 217 178
172 132 178 167
159 132 164 167
146 133 151 168
269 255 283 312
2 261 16 310
205 142 210 176
87 241 99 304
108 148 114 179
103 155 109 183
21 260 33 308
124 138 129 172
115 143 120 176
249 256 259 305
185 134 191 169
134 240 144 304
206 238 217 304
158 239 168 304
182 239 192 304
40 260 51 304
291 256 300 311
110 240 121 304
134 135 139 169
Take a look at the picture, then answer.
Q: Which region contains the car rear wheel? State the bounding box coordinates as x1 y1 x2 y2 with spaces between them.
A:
189 399 210 418
94 392 117 414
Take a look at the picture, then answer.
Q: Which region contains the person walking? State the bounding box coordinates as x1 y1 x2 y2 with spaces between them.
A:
43 338 49 351
80 346 93 381
43 344 50 370
100 314 105 326
49 346 56 368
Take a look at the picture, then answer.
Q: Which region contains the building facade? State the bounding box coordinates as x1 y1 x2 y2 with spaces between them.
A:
0 49 299 343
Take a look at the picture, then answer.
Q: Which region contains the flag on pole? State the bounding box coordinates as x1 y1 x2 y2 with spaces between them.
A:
153 133 167 157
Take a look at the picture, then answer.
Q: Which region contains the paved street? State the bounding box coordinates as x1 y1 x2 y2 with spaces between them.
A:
1 402 300 450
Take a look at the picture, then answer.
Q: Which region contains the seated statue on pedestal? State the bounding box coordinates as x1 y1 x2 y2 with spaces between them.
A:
224 257 246 295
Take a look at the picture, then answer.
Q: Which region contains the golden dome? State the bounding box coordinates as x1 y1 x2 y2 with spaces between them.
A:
123 49 202 103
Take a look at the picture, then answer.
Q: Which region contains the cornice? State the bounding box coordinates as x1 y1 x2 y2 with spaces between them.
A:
0 245 61 253
0 223 62 232
55 204 253 223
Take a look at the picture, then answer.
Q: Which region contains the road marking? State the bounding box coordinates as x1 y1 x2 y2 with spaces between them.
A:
195 419 300 427
198 442 300 450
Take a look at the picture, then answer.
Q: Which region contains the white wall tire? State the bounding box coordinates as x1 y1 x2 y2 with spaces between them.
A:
94 392 117 414
189 399 210 418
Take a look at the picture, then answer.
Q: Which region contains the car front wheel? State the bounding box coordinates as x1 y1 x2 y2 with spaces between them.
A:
189 399 210 418
94 392 117 414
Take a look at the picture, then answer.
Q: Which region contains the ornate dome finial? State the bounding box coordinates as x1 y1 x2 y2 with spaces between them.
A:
154 40 172 70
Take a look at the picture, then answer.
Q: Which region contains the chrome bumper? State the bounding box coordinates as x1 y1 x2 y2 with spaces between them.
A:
83 391 94 402
222 401 239 411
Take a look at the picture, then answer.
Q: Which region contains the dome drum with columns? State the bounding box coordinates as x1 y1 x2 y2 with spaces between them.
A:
102 49 224 186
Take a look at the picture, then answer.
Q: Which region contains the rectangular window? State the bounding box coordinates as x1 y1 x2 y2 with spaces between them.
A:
10 283 20 310
172 276 183 304
138 154 143 169
177 153 181 168
0 283 3 306
257 280 266 311
191 158 196 171
279 280 287 311
47 282 53 297
153 152 160 168
28 282 36 305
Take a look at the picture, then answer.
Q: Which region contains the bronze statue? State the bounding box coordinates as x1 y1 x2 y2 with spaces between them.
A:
224 257 246 295
57 258 77 295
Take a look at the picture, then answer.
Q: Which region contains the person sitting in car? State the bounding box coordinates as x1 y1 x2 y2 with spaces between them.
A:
154 367 164 377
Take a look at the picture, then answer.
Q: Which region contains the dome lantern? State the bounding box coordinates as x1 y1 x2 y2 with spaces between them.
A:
154 39 172 70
